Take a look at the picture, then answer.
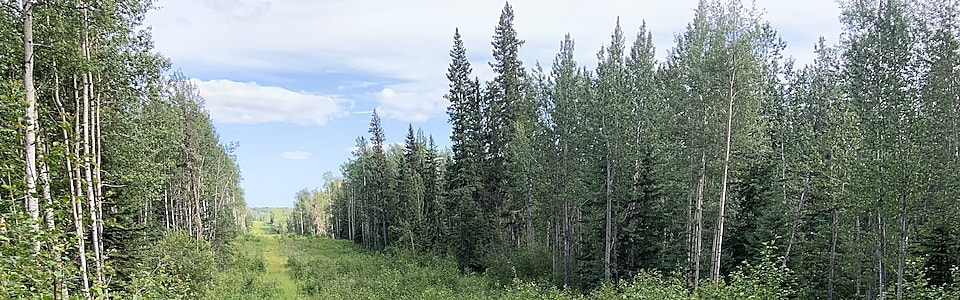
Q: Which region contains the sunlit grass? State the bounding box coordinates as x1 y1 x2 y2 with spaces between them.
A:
210 221 581 299
260 231 301 299
205 221 294 299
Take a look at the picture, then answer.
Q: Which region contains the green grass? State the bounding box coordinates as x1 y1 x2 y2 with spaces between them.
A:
208 221 575 299
253 223 301 299
205 222 289 299
282 236 581 300
209 222 693 300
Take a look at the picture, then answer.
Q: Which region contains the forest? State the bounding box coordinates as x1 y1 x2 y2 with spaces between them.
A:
1 0 248 298
288 0 960 299
3 0 960 299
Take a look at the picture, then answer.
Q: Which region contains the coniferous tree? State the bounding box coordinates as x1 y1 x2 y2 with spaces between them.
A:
444 27 487 272
485 2 528 248
367 110 389 249
316 1 960 298
617 21 666 277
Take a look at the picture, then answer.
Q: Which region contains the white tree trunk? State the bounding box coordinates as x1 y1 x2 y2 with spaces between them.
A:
81 2 105 282
68 73 92 299
711 47 738 282
21 0 41 255
783 175 811 269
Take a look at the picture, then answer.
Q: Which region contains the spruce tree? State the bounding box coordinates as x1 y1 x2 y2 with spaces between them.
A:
485 3 527 246
444 27 487 272
368 110 389 249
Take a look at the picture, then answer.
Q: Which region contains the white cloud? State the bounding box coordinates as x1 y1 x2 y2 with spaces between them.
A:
375 87 447 123
192 79 346 125
147 0 843 122
280 150 311 160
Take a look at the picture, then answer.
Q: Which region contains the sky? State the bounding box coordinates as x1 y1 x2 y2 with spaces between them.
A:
143 0 843 208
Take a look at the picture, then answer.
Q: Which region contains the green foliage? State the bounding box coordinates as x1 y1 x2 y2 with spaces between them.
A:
484 247 554 286
4 1 249 296
271 233 823 299
118 231 215 299
0 213 62 298
288 187 333 237
204 234 282 300
286 237 497 299
610 270 690 300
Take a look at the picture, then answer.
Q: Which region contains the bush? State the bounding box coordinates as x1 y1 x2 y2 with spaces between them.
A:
204 233 281 299
695 243 793 300
120 231 215 299
613 270 690 300
484 246 554 286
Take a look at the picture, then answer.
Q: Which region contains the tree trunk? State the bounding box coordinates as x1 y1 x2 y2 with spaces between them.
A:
313 199 320 236
563 187 571 287
381 189 388 249
525 172 534 250
39 138 54 232
21 0 41 255
72 176 92 300
551 217 558 278
349 186 355 241
39 138 61 299
856 216 863 298
164 189 171 230
604 154 614 283
711 48 738 282
896 194 906 300
83 77 104 283
93 74 105 264
562 142 571 287
81 3 105 280
54 68 92 299
828 181 842 300
693 152 706 286
876 148 885 300
783 175 811 269
194 164 203 240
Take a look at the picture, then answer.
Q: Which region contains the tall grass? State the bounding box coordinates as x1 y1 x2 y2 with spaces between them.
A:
205 234 283 299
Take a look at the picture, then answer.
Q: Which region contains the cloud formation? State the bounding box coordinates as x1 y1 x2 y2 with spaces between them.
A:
148 0 843 122
192 79 346 125
375 87 447 123
280 150 312 160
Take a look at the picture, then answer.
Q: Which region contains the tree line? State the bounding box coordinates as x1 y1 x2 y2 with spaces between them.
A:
290 0 960 298
1 0 247 298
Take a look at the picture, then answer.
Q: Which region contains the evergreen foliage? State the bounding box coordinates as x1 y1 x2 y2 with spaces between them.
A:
317 1 960 298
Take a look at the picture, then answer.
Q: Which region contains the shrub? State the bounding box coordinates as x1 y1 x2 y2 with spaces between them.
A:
120 231 215 299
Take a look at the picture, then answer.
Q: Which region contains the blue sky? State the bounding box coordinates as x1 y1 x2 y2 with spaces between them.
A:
143 0 842 207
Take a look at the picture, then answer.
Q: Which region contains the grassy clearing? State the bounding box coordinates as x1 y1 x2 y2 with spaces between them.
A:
205 222 288 299
255 223 301 299
213 222 805 299
283 237 578 300
205 222 611 299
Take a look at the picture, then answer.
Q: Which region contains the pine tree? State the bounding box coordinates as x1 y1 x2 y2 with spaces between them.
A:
444 27 487 272
367 110 389 249
485 3 527 247
546 33 582 287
